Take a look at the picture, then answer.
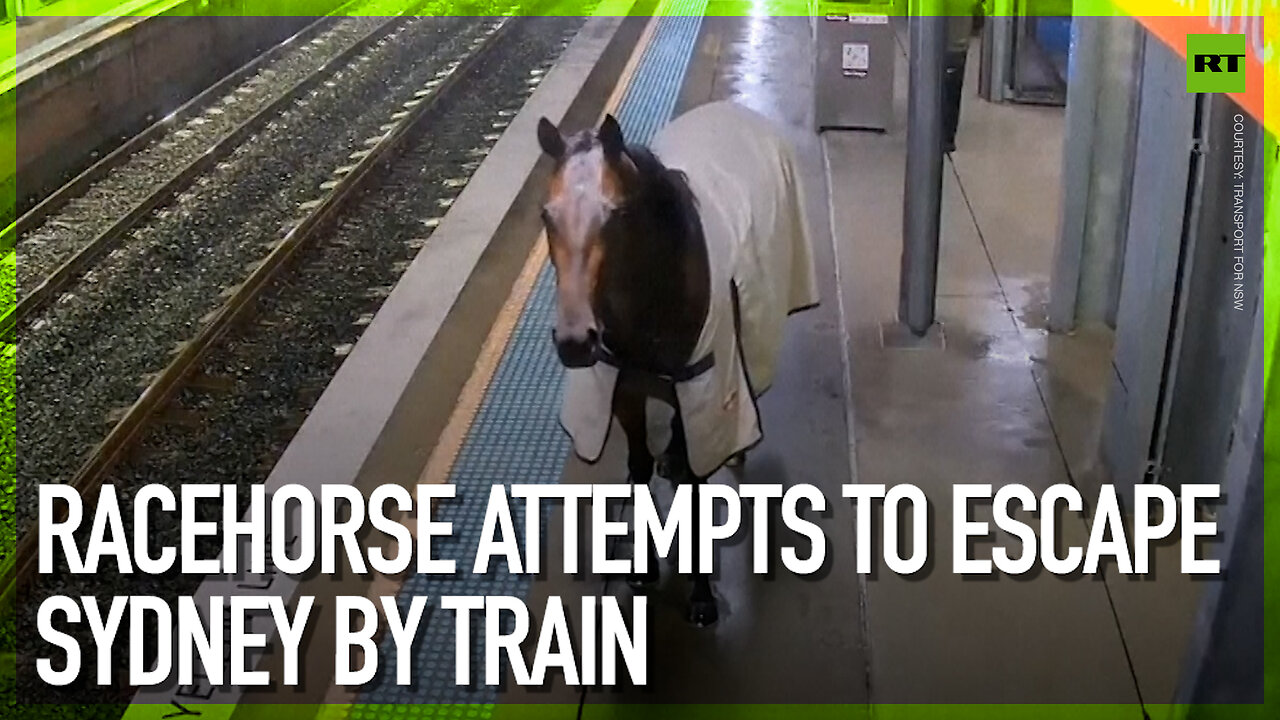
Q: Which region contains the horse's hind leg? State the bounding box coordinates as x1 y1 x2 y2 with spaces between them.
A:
655 454 674 480
615 386 659 587
687 473 719 627
668 413 718 627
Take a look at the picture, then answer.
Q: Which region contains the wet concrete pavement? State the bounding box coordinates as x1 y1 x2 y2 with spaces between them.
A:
503 10 1203 715
826 20 1203 711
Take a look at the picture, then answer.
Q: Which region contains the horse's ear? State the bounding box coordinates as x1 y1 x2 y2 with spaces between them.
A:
599 114 625 158
537 117 565 159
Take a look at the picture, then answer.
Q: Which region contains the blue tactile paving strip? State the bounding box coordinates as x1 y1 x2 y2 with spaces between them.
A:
613 3 704 148
352 1 708 714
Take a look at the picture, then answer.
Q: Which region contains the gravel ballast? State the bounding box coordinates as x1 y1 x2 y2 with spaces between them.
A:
12 14 586 711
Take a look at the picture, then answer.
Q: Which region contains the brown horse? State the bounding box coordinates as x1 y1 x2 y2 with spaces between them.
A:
537 112 720 626
536 103 819 628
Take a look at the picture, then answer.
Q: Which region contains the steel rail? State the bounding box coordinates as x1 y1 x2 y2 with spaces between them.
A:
2 12 341 250
0 8 422 342
0 11 519 615
1 0 401 240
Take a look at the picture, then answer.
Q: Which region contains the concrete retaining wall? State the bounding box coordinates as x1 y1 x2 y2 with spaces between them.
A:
2 0 345 222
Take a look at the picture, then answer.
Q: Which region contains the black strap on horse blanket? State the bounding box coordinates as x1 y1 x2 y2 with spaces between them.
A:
592 278 752 387
596 346 715 384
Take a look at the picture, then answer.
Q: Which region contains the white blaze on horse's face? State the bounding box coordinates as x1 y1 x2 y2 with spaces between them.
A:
536 116 628 369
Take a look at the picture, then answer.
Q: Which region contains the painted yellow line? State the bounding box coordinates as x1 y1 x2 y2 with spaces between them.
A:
417 236 549 488
312 11 664 716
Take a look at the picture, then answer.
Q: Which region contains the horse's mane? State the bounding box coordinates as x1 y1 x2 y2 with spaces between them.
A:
623 144 700 235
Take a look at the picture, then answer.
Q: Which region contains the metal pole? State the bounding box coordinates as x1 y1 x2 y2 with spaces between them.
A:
900 12 948 335
980 13 1014 103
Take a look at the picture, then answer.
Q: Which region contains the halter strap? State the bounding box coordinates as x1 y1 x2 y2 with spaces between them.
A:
596 346 715 384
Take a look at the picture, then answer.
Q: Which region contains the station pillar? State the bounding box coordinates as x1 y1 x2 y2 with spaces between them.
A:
899 6 948 335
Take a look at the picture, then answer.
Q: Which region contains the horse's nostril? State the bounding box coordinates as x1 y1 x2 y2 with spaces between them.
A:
586 328 600 345
555 335 597 369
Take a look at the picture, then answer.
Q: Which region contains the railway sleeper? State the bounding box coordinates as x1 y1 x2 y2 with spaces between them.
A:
160 406 206 429
274 413 308 438
295 385 326 407
185 373 239 394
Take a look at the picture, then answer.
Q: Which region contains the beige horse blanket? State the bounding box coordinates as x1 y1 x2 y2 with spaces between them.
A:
559 101 819 477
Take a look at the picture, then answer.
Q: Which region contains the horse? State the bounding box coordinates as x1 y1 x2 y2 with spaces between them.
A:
535 100 819 627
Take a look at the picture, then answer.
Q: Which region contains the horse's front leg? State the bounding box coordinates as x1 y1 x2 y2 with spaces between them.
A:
614 386 659 587
667 412 718 627
687 473 718 626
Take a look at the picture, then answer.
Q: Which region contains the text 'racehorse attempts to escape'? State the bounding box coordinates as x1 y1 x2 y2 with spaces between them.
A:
32 480 1222 689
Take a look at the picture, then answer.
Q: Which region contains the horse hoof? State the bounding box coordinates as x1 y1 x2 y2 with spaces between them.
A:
627 570 659 589
655 455 673 480
687 599 719 628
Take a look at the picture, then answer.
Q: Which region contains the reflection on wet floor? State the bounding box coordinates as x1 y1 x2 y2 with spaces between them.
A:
713 13 813 131
517 8 1201 712
823 19 1202 708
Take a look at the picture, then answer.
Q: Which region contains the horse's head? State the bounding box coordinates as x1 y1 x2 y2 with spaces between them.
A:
536 113 635 368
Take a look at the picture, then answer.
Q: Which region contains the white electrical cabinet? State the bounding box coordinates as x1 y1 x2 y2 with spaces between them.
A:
814 6 895 132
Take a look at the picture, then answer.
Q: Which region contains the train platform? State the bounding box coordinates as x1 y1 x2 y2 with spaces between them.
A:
11 15 96 55
4 1 189 86
100 6 1215 720
826 23 1199 708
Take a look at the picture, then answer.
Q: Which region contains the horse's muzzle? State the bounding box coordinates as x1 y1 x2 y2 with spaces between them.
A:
552 328 599 369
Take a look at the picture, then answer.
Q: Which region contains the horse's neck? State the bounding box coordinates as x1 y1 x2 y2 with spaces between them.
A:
600 200 709 375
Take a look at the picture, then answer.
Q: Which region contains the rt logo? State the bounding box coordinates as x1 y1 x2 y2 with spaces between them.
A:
1187 34 1247 93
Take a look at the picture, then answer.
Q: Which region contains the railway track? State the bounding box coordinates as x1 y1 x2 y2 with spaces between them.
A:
5 9 588 694
4 12 494 612
11 11 498 515
1 4 432 340
4 7 513 591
